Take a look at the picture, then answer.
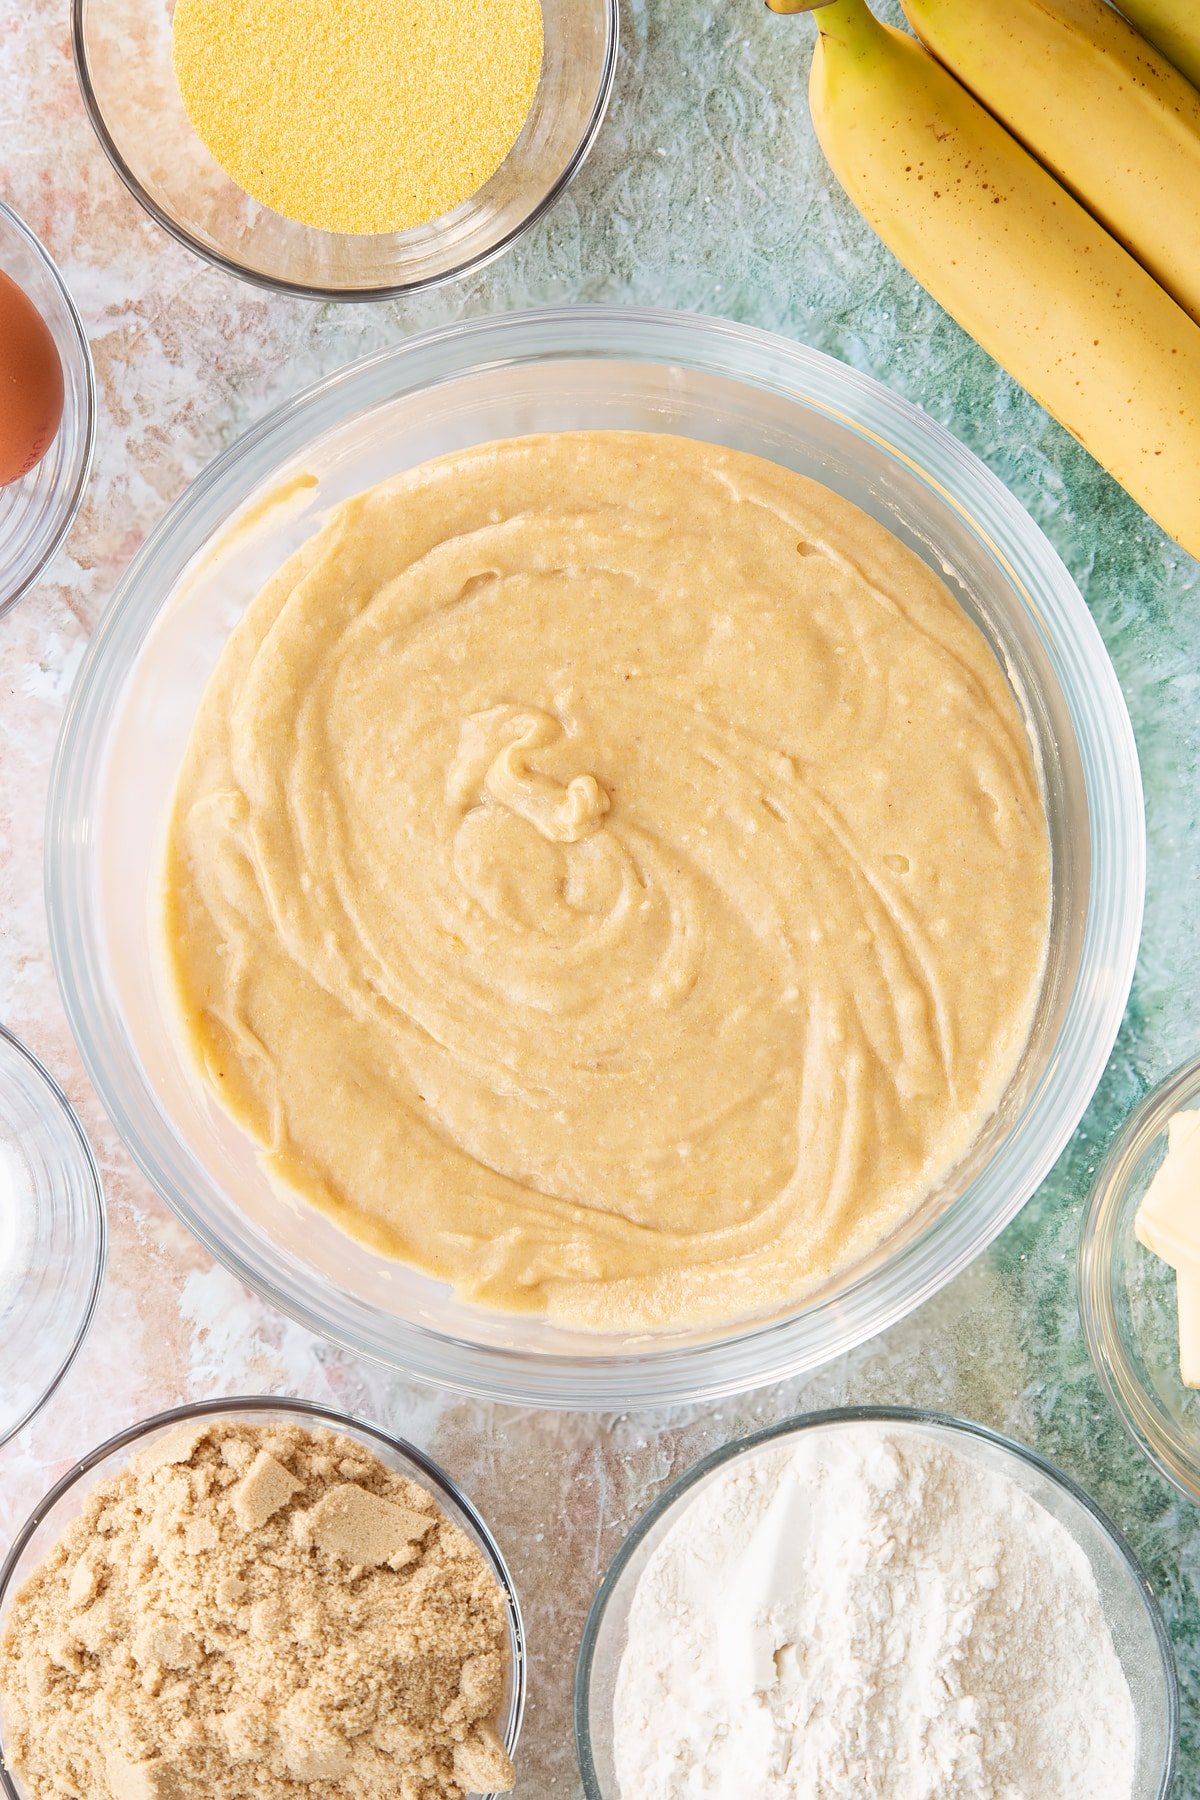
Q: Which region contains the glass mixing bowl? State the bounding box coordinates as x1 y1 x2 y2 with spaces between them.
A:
0 1397 525 1800
45 307 1145 1409
72 0 617 299
1080 1051 1200 1504
0 1022 106 1446
575 1407 1178 1800
0 203 95 618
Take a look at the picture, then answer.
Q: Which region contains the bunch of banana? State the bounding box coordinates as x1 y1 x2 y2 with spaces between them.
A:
769 0 1200 561
901 0 1200 325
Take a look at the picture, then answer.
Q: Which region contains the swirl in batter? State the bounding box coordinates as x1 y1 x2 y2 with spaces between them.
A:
163 433 1050 1331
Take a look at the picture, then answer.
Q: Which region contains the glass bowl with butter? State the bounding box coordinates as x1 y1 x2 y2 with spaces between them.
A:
45 307 1145 1409
1081 1051 1200 1503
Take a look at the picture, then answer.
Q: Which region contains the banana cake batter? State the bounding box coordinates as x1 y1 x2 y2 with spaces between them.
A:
162 431 1050 1331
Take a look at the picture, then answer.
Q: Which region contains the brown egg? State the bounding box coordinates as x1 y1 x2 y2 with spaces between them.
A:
0 269 65 486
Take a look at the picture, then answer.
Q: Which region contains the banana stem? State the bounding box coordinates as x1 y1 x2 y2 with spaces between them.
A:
765 0 880 39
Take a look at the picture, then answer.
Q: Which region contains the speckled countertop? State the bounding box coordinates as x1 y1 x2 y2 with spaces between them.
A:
3 1 1200 1794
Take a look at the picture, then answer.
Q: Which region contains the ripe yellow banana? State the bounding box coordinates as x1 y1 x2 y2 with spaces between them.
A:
805 0 1200 561
901 0 1200 327
1114 0 1200 91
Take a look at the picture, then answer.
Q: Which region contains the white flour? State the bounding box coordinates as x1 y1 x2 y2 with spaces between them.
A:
612 1425 1136 1800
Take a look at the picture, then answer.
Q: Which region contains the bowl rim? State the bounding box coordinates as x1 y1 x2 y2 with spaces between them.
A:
70 0 620 302
45 305 1146 1410
1080 1048 1200 1505
572 1403 1181 1800
0 1393 527 1800
0 201 96 620
0 1020 107 1450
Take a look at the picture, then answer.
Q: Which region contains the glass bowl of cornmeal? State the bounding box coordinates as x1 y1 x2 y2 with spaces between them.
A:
46 308 1145 1410
72 0 617 298
1081 1050 1200 1503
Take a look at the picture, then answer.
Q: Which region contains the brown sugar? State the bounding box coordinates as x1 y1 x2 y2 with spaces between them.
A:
0 1420 516 1799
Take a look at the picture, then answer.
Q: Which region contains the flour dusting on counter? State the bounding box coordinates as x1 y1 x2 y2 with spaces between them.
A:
613 1424 1136 1800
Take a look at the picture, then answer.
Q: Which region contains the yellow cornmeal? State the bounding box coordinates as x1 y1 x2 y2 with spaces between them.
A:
171 0 544 235
162 432 1051 1335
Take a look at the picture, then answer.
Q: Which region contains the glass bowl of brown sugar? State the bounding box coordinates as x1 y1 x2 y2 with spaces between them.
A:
0 1398 526 1800
71 0 617 299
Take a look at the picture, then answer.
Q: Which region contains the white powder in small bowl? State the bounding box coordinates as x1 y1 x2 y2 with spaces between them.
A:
613 1424 1137 1800
0 1136 34 1317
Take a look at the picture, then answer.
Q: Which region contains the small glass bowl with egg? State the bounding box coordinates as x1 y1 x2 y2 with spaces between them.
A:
1081 1050 1200 1503
0 203 95 619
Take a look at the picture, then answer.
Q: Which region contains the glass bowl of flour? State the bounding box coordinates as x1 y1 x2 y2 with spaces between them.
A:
0 1024 106 1446
576 1407 1178 1800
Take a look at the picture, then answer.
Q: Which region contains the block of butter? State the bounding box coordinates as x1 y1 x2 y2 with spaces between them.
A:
1134 1108 1200 1387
